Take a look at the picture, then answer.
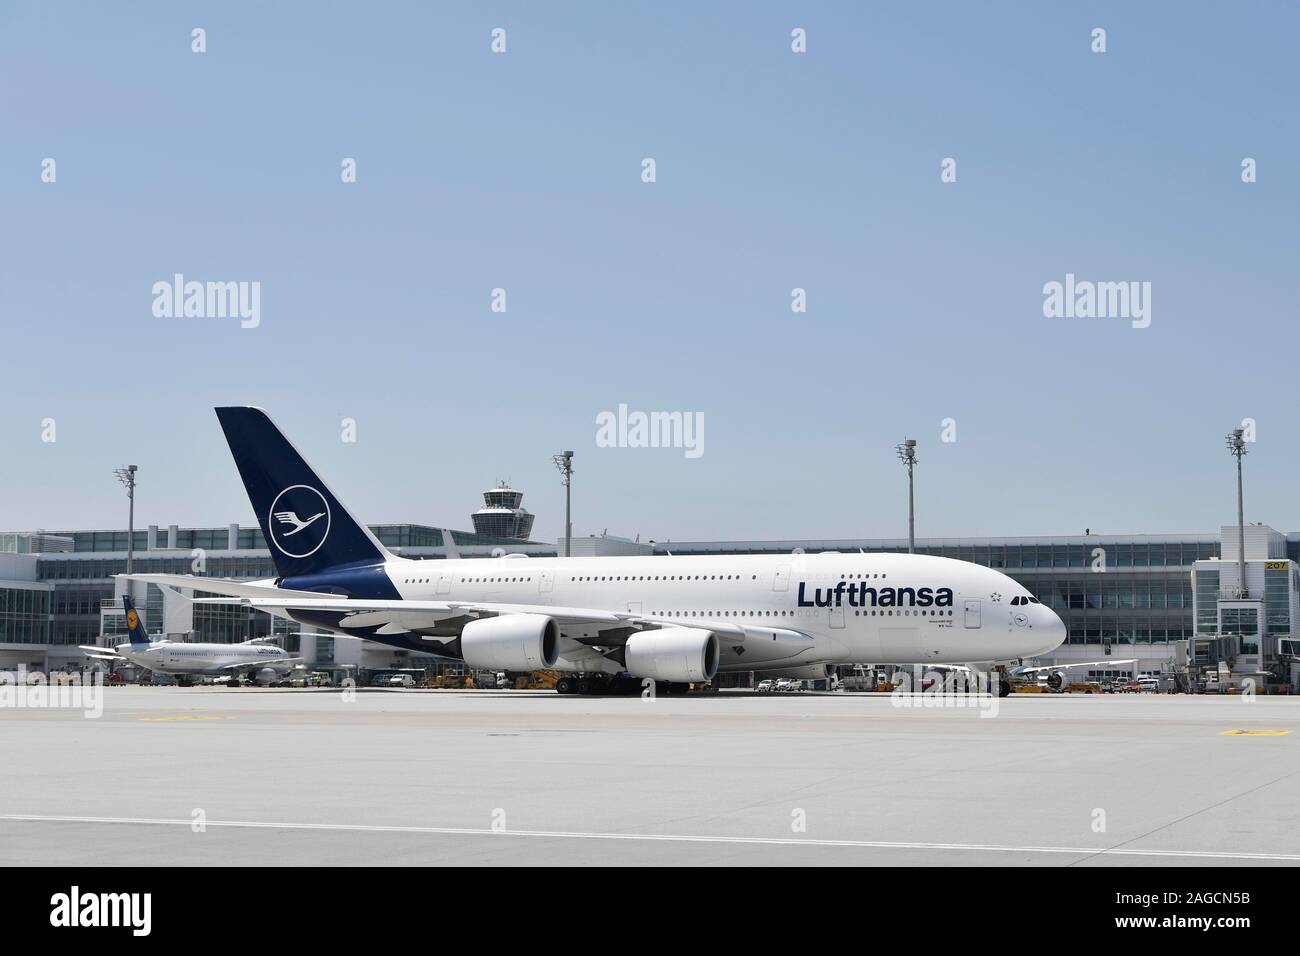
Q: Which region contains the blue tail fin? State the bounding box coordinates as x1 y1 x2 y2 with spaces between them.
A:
122 594 151 646
215 407 392 580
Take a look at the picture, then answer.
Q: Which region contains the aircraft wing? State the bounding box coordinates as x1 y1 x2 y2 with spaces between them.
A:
1017 659 1138 674
78 646 125 661
134 572 753 642
214 656 302 670
194 596 749 641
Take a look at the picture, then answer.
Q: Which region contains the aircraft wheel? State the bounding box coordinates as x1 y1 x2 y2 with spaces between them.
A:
554 677 574 695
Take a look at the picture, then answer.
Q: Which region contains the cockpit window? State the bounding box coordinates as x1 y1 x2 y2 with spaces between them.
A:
1011 596 1023 605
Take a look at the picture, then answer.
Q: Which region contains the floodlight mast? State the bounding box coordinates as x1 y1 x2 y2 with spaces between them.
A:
1225 429 1248 598
895 439 917 554
113 465 138 575
552 451 574 557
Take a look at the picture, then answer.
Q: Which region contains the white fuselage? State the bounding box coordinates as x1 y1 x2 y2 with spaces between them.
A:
373 551 1064 668
116 641 293 677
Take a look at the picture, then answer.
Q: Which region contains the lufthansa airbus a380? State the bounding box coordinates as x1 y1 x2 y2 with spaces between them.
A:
123 408 1065 695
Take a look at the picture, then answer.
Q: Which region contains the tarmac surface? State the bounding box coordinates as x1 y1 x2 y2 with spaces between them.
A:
2 686 1299 866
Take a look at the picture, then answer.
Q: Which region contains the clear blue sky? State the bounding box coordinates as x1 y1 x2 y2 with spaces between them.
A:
2 2 1297 542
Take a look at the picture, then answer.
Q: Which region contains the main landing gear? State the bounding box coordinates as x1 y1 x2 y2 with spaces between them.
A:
553 675 690 696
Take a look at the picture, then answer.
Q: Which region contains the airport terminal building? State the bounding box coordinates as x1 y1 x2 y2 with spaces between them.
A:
3 501 1299 689
0 521 553 676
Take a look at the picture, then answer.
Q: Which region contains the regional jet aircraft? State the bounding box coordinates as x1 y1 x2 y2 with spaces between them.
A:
121 408 1065 695
80 595 300 686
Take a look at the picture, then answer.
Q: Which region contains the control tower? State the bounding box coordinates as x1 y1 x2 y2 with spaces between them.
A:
471 482 535 540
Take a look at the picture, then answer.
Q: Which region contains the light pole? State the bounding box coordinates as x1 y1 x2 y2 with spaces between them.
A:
552 450 573 557
113 465 138 575
895 439 917 554
1225 429 1248 598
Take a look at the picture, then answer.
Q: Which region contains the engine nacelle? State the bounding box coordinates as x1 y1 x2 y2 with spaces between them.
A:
461 614 559 672
253 667 279 685
624 628 719 683
758 663 835 681
1045 670 1065 691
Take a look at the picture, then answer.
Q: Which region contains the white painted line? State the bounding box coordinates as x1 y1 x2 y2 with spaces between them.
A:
2 813 1296 861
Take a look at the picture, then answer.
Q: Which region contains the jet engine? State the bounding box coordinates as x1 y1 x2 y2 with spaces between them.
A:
624 628 719 683
253 667 279 685
460 614 559 672
1044 670 1065 691
758 663 835 681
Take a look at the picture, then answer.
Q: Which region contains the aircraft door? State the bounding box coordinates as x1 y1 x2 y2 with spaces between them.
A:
964 599 982 629
539 571 554 594
773 565 790 591
435 573 452 595
829 604 845 629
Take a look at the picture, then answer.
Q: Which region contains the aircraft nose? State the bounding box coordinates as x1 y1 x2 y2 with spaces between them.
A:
1032 608 1067 655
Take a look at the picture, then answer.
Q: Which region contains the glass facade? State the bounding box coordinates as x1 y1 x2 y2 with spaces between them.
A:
1221 607 1258 636
1195 569 1220 634
1264 567 1290 634
0 586 52 644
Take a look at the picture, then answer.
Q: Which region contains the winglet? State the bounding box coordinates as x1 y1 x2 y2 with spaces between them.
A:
442 530 461 560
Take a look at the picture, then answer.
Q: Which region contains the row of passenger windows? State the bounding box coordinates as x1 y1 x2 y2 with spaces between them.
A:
574 574 759 582
412 573 892 585
401 572 895 586
403 576 538 584
856 609 950 616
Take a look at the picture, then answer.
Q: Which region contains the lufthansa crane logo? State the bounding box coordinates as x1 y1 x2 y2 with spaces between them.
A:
268 485 331 558
126 609 140 631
